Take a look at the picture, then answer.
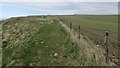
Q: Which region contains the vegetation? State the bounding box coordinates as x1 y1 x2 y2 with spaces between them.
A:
2 16 86 66
1 15 118 66
58 15 118 62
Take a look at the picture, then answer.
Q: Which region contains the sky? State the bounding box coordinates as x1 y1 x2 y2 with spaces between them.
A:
0 0 119 20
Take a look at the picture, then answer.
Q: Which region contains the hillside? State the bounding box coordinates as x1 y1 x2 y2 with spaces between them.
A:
58 15 119 64
1 15 118 66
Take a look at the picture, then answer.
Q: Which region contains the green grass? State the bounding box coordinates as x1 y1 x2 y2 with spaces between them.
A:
58 15 118 46
2 15 117 66
0 24 2 67
58 15 118 61
2 16 83 66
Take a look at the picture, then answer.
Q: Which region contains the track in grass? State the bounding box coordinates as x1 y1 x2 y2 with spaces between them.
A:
1 15 117 66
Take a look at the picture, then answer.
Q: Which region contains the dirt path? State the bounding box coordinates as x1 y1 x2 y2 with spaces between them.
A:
59 21 115 66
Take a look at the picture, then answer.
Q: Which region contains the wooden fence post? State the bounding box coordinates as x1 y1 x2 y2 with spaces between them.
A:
70 22 72 29
104 31 109 63
78 25 80 39
118 37 120 65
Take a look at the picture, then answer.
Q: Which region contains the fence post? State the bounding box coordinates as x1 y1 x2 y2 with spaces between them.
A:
70 22 72 29
78 25 80 39
118 38 120 65
104 31 109 63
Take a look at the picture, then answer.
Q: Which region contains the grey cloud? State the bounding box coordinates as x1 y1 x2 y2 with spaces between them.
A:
2 2 118 15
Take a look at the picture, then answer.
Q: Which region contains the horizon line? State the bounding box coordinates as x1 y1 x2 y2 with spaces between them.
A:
1 14 119 20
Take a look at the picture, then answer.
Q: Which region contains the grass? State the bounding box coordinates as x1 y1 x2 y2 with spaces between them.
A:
2 16 83 66
0 24 2 67
58 15 118 60
59 15 118 47
2 15 117 66
58 15 118 41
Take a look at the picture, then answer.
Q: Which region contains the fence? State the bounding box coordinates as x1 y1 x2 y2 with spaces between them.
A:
59 18 119 65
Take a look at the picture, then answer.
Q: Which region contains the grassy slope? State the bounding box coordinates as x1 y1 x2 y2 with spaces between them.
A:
58 15 118 58
2 15 118 66
59 15 118 40
2 16 87 66
0 24 2 66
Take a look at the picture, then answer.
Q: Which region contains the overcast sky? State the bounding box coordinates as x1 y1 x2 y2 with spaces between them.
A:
0 0 119 20
1 0 119 2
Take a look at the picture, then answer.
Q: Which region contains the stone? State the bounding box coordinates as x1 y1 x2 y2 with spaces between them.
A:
54 53 58 56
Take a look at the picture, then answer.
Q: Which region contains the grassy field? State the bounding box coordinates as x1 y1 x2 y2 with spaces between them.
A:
58 15 118 59
1 16 93 66
0 23 2 67
1 15 118 66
